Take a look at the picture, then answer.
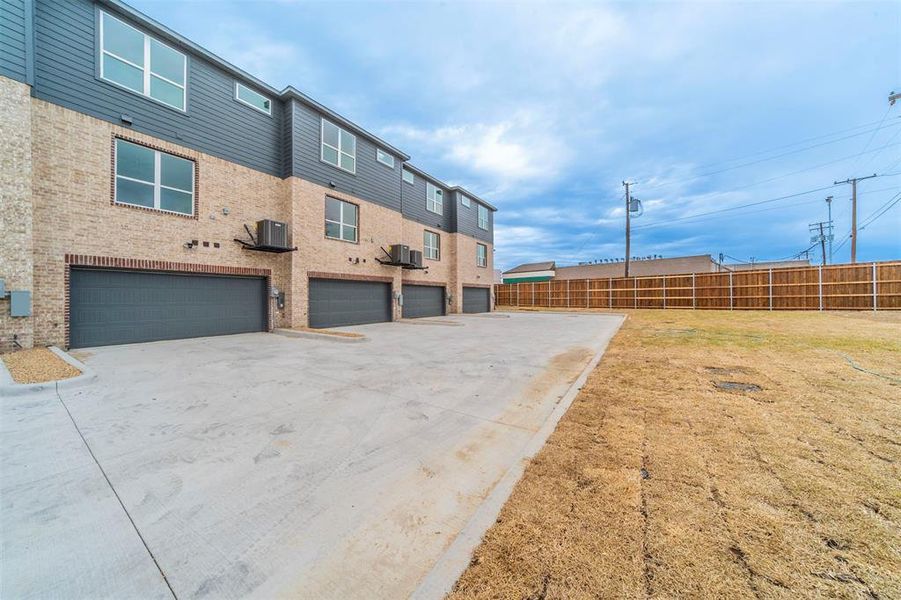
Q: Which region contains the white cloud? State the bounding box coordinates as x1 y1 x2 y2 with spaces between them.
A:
383 109 569 197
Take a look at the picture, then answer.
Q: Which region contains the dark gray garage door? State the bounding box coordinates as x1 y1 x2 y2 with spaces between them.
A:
402 284 445 319
462 287 491 313
69 269 267 348
309 278 392 328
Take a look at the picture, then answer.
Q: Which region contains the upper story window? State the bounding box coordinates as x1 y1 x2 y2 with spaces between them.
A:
426 182 443 215
321 119 356 174
461 194 471 208
100 11 186 111
376 149 395 168
402 168 414 185
424 230 440 260
325 196 358 243
235 82 271 115
477 243 488 267
114 139 194 215
478 204 489 230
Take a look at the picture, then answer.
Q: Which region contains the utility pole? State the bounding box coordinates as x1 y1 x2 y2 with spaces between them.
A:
623 181 632 277
834 174 877 263
825 195 833 264
818 223 826 266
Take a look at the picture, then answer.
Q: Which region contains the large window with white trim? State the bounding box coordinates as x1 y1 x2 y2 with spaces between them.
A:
426 182 443 214
114 139 194 215
100 11 187 111
325 197 358 242
321 119 356 173
424 230 440 260
477 243 488 267
478 204 489 229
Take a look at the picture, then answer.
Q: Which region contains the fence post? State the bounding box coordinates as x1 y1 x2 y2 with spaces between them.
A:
609 278 612 308
818 265 823 311
873 262 877 311
532 282 535 306
663 275 666 309
768 268 773 311
692 273 696 309
729 271 733 310
548 282 551 307
566 280 570 308
586 279 590 309
633 277 638 309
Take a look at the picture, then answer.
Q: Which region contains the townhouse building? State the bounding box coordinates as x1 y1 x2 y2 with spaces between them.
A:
0 0 497 350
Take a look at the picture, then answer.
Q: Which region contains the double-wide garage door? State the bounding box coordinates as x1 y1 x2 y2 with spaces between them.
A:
308 278 392 328
69 269 267 348
462 286 491 313
402 284 445 319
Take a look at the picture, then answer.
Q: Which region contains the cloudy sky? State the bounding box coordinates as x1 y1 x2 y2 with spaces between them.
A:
130 0 900 270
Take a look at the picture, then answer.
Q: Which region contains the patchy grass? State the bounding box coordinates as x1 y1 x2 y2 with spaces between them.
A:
2 347 81 384
450 310 901 599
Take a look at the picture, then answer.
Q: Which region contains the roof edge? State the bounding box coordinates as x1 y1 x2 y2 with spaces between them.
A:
99 1 412 162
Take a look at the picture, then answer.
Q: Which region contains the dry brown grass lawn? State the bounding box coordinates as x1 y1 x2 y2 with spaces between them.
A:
450 310 901 599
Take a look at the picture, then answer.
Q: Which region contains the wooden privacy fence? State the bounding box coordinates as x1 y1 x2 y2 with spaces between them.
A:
496 262 901 311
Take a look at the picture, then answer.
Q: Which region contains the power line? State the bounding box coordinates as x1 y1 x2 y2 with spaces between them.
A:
848 106 892 174
639 120 901 191
633 184 834 231
860 192 901 230
636 116 901 187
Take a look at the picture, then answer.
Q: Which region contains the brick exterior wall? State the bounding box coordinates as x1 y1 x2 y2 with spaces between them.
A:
2 78 494 349
0 77 34 351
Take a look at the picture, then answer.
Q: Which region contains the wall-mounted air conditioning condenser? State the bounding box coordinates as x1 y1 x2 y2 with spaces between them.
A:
409 250 423 268
390 244 411 265
257 220 288 249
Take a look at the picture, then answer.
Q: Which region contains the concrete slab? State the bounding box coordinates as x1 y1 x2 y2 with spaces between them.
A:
1 311 622 599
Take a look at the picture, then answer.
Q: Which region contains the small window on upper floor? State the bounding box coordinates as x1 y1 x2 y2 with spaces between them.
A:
100 11 186 111
235 82 271 115
114 138 194 215
403 168 414 185
478 204 489 230
321 119 356 174
376 149 395 168
426 182 443 215
461 194 471 208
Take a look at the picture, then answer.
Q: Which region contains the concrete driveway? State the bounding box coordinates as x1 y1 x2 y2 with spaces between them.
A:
2 311 622 599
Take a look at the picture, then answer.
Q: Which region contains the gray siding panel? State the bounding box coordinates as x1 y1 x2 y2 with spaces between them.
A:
456 191 494 243
292 101 403 211
401 170 455 233
31 0 284 176
1 0 28 82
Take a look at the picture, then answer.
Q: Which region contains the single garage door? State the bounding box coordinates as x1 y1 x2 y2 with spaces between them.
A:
69 269 267 348
309 278 392 328
462 286 491 313
402 284 445 319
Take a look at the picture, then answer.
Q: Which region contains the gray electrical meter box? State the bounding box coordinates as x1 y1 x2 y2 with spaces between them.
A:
10 291 31 317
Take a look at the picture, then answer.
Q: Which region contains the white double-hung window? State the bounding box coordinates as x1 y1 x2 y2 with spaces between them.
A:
426 182 443 214
100 11 187 111
477 243 488 267
114 139 194 215
478 204 489 229
424 230 440 260
321 119 356 173
325 197 358 242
